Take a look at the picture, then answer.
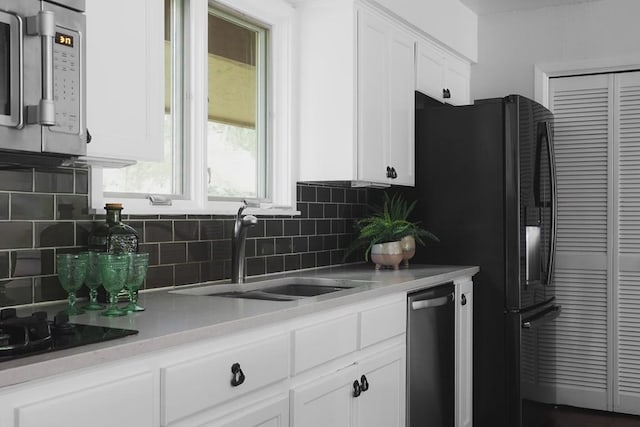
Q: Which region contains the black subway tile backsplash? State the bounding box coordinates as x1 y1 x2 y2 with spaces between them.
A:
308 203 324 218
265 219 283 237
0 252 8 279
283 220 299 236
56 194 90 220
11 249 54 277
175 263 201 286
75 170 89 194
266 256 284 274
34 276 67 304
317 186 331 202
0 222 33 250
145 221 173 242
159 242 187 264
35 169 74 193
300 185 316 202
0 173 376 307
301 253 316 269
246 257 266 276
36 222 75 248
0 169 33 192
175 221 200 241
0 193 8 220
284 254 301 271
0 278 33 306
12 193 54 220
187 241 210 262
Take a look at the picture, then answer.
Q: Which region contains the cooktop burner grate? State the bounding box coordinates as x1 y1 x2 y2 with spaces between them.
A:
0 308 138 362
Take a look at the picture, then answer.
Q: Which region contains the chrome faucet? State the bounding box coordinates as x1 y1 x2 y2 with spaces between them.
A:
231 201 258 284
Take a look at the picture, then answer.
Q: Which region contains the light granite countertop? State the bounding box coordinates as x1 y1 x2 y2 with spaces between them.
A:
0 263 478 388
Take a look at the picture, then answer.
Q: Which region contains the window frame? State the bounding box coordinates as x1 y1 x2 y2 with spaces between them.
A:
90 0 297 216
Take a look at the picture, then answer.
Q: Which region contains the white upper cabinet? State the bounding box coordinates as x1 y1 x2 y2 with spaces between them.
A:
357 9 415 186
83 0 165 165
298 1 415 186
416 39 470 105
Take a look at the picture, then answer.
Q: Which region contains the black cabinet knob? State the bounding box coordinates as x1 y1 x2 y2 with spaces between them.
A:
230 362 246 387
390 167 397 179
443 88 451 99
352 380 362 397
360 374 369 392
461 294 467 306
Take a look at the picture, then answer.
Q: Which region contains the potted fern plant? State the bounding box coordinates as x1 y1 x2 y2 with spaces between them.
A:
348 193 439 269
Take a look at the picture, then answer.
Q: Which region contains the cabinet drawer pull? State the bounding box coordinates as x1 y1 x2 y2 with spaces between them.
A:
386 166 398 179
461 294 467 306
352 380 362 397
360 374 369 392
230 362 245 387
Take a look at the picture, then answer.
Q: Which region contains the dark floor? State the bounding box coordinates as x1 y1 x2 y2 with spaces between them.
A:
524 400 640 427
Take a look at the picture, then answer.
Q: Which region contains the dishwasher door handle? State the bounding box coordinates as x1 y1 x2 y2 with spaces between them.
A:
411 293 454 310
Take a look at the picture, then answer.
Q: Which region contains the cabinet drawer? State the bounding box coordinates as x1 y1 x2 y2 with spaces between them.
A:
161 334 289 426
293 313 358 374
14 371 154 427
360 300 406 348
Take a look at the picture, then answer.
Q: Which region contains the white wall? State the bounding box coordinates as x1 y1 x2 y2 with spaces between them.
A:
373 0 478 62
471 0 640 100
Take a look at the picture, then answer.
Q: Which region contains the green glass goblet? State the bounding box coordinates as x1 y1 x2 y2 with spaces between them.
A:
98 253 131 317
81 251 106 310
124 253 149 313
56 253 89 316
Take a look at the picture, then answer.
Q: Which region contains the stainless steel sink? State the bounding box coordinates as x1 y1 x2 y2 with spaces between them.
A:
172 277 371 301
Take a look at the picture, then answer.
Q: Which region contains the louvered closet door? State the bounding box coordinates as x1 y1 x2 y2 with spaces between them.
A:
549 74 613 411
614 71 640 415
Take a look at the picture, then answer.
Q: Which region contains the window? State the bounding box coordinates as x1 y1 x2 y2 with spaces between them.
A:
206 8 267 200
96 0 295 215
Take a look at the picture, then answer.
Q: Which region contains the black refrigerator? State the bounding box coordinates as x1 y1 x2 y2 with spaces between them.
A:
407 93 562 427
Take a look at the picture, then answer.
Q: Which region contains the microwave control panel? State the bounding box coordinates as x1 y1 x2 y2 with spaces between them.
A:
51 27 80 135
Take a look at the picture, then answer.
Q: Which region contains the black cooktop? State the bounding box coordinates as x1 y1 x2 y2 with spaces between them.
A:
0 308 138 363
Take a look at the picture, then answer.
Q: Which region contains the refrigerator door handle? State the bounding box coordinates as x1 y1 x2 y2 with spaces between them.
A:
522 304 561 329
411 293 454 310
544 120 558 286
512 296 556 315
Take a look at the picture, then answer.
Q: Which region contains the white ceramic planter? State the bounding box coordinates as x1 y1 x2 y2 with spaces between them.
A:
370 241 403 270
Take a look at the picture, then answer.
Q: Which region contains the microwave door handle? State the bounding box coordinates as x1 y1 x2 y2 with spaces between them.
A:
0 12 23 128
26 11 55 126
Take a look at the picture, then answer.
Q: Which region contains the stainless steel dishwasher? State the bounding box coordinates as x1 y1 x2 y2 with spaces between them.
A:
407 283 455 427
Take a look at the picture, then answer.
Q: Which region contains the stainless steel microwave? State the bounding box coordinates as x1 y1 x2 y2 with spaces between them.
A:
0 0 86 166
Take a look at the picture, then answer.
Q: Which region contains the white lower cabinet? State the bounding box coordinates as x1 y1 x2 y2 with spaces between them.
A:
198 396 290 427
354 346 406 427
0 287 474 427
291 345 405 427
455 277 474 427
0 363 156 427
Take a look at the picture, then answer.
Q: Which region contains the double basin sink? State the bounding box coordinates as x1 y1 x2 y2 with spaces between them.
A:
173 277 370 301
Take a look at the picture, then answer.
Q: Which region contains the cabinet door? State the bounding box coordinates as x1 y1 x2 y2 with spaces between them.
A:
355 345 406 427
291 365 357 427
0 370 155 427
202 396 289 427
387 28 415 186
444 55 470 106
357 8 389 183
415 40 446 102
456 278 473 427
84 0 164 163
